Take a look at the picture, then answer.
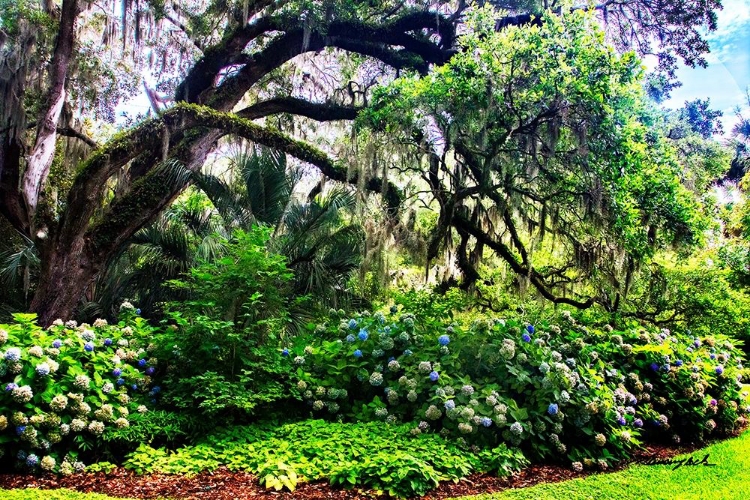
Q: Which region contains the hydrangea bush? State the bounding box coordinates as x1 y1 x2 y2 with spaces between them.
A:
289 308 750 469
0 309 156 473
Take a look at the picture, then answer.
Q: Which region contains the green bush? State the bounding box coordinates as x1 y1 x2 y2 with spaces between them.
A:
288 308 750 469
0 311 156 472
153 227 303 420
120 419 528 497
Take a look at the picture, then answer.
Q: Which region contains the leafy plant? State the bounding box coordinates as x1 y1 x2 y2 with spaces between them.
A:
121 419 527 497
0 310 156 472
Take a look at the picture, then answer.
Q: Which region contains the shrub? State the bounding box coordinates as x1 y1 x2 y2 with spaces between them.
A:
0 311 156 472
153 227 303 420
288 308 750 468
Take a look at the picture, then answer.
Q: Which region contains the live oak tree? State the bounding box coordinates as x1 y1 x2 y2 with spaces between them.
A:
0 0 725 324
362 10 711 310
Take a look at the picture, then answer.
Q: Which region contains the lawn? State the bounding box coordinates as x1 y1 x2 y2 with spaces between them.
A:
462 430 750 500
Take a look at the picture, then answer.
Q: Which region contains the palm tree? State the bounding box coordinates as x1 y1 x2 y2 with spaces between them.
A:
196 145 365 309
79 190 227 321
82 144 365 321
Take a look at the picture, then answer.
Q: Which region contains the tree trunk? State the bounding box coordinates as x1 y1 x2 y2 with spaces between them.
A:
30 237 99 325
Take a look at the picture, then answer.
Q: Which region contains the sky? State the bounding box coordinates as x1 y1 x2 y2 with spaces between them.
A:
663 0 750 134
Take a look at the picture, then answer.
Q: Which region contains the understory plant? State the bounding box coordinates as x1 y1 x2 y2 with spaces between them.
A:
0 308 156 472
152 227 303 420
288 306 750 470
121 419 528 497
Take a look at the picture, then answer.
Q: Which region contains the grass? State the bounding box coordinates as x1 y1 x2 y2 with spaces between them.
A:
462 430 750 500
3 430 750 500
0 490 135 500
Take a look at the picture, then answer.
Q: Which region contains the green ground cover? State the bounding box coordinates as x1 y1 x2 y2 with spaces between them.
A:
3 430 748 499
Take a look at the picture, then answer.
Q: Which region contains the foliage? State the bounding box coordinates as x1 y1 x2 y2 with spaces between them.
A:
197 147 366 310
0 311 156 472
80 189 228 321
622 262 750 352
289 305 750 468
101 409 207 451
121 419 527 497
151 227 301 420
362 9 710 307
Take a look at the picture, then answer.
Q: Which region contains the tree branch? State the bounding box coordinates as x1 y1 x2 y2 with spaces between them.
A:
453 212 595 308
23 0 79 222
237 97 360 121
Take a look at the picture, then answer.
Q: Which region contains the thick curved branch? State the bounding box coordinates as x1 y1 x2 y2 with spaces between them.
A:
237 97 360 121
56 126 98 148
205 11 457 110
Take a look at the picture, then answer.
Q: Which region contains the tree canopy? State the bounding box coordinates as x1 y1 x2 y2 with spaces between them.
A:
0 0 730 324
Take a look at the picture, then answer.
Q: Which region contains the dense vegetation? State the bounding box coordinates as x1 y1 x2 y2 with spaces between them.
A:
1 0 750 498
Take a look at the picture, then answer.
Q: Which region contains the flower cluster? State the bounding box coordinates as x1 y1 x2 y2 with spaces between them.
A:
0 314 155 473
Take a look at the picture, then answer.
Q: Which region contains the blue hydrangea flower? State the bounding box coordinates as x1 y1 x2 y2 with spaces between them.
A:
348 319 358 329
438 334 450 346
715 365 724 375
548 403 559 416
84 342 94 352
358 329 369 341
445 400 456 410
136 309 141 315
16 426 26 436
52 339 62 348
675 360 683 367
131 384 138 390
281 348 289 357
146 367 155 376
694 339 701 348
151 386 161 394
527 325 535 334
138 358 147 367
634 418 643 428
116 378 125 386
353 349 363 358
710 353 716 360
480 417 492 427
17 451 26 461
617 415 627 426
26 454 38 467
650 363 659 372
5 347 21 362
403 349 413 356
661 364 671 372
521 334 531 343
429 371 439 382
104 338 113 346
345 334 356 343
5 382 17 391
112 368 122 377
35 363 50 377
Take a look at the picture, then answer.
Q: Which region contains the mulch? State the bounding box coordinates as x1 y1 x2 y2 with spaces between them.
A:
0 439 723 499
